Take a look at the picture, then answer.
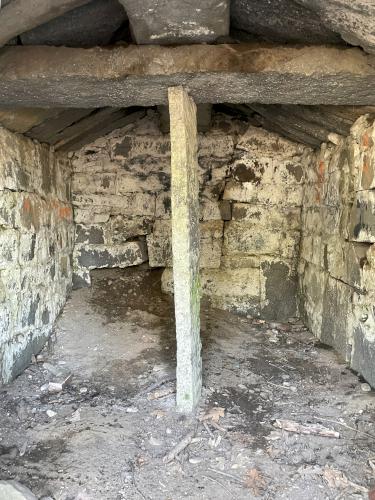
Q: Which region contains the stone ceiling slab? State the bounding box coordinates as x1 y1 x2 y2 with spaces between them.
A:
295 0 375 54
20 0 127 47
119 0 229 44
231 0 342 44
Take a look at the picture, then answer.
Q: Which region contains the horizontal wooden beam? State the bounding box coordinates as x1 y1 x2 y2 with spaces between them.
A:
0 44 375 107
0 0 92 47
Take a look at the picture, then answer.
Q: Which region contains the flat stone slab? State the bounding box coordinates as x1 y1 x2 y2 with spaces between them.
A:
0 480 37 500
0 44 374 107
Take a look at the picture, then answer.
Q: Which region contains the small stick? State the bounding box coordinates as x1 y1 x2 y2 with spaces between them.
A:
210 421 227 432
203 475 236 499
312 416 375 440
203 421 214 439
207 468 243 484
163 428 196 463
143 376 175 395
274 419 340 438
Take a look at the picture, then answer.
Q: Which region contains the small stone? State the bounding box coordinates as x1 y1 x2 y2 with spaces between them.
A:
70 409 81 422
46 410 56 418
166 428 172 435
41 382 63 394
149 436 163 446
126 406 139 413
361 383 371 392
189 457 203 464
79 387 88 394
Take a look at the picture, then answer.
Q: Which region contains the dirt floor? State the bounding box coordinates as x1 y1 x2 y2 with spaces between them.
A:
1 266 375 500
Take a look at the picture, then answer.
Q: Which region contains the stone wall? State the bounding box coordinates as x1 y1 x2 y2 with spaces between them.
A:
299 115 375 384
0 127 73 383
72 111 311 320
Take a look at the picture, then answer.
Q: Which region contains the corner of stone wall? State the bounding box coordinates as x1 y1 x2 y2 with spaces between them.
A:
0 127 74 383
298 114 375 384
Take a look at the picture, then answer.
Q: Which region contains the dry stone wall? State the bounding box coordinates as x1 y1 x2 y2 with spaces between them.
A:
0 127 73 383
299 115 375 385
72 111 310 321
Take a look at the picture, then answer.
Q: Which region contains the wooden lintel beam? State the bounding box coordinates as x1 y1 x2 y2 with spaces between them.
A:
0 44 374 107
0 0 92 47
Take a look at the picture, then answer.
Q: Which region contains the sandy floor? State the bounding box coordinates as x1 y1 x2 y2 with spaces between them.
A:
0 266 375 499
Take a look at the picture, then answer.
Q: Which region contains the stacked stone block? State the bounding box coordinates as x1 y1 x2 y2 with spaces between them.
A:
72 112 310 320
299 115 375 384
0 127 73 383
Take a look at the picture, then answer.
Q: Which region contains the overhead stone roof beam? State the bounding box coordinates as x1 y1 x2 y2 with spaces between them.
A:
0 44 375 107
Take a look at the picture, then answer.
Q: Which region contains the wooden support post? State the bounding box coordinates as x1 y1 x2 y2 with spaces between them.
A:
168 86 202 413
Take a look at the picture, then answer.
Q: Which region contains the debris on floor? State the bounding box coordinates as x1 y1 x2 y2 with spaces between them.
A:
0 267 374 499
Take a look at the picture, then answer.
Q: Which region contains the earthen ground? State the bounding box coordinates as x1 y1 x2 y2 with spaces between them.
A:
0 266 374 499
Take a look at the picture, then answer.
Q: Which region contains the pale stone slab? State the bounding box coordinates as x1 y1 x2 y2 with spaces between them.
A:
168 86 202 412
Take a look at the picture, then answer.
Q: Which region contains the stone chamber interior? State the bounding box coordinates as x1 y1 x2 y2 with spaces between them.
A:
1 103 375 498
1 105 374 385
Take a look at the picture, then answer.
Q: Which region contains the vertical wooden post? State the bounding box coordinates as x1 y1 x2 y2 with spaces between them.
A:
168 86 202 413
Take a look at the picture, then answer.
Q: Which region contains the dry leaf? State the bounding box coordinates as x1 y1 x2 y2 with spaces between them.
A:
151 409 166 419
201 407 225 423
323 465 367 493
244 468 266 496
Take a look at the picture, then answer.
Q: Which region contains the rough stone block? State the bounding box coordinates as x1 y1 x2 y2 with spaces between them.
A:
72 172 116 195
232 203 301 230
113 135 170 161
72 193 156 217
75 224 105 245
349 190 375 243
117 171 169 193
0 229 19 269
321 277 353 359
260 258 299 321
110 216 154 244
198 135 234 160
223 180 303 206
223 221 281 256
147 220 222 268
75 240 148 270
155 192 171 219
161 267 261 317
0 480 37 500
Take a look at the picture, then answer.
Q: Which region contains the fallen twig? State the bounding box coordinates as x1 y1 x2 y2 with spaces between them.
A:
207 468 243 484
163 427 197 463
203 421 214 439
323 465 368 493
142 376 175 395
147 386 175 400
203 475 235 499
312 416 375 440
210 421 227 433
274 419 340 438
